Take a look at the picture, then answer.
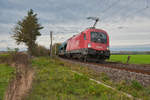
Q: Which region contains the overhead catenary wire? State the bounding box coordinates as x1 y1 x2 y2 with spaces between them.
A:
125 0 149 18
100 0 121 20
48 1 149 34
125 7 149 18
101 0 136 21
101 0 149 21
146 0 149 8
101 0 121 13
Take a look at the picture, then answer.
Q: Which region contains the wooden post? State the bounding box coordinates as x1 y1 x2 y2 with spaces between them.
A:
55 44 56 55
50 31 53 58
126 56 131 64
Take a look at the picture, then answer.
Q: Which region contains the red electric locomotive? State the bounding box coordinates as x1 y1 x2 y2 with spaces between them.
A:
58 17 110 61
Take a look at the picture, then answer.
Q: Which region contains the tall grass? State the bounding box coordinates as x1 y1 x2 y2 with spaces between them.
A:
25 57 130 100
56 57 150 100
0 64 15 100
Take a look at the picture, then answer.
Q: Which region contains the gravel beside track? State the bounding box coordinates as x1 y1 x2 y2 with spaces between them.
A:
60 57 150 86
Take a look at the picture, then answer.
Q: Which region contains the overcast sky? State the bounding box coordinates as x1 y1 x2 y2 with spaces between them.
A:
0 0 150 51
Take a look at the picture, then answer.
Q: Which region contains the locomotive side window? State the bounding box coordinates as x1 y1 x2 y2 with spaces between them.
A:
91 32 107 43
84 34 86 40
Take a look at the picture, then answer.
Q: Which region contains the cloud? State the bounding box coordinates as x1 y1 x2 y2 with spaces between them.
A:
0 34 26 51
0 0 150 51
100 17 150 46
0 23 15 34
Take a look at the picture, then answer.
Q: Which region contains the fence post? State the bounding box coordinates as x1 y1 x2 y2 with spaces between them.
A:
126 56 131 64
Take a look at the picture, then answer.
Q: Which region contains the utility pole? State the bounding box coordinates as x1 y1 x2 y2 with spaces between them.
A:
50 31 53 58
55 44 57 55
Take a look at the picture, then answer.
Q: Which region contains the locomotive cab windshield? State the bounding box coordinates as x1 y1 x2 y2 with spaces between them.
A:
91 32 107 43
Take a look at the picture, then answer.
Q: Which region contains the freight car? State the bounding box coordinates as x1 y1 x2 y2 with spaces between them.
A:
58 17 110 62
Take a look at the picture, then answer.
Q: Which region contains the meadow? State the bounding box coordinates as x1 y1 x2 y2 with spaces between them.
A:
108 54 150 64
0 64 15 100
58 57 150 100
0 52 150 100
25 57 130 100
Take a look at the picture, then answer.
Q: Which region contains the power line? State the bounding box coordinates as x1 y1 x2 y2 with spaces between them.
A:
101 0 149 21
125 7 149 18
110 0 136 16
101 0 121 13
101 0 136 19
100 0 121 20
125 0 149 18
146 0 149 8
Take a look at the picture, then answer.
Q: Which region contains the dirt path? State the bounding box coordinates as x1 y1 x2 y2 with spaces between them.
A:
3 53 34 100
4 64 34 100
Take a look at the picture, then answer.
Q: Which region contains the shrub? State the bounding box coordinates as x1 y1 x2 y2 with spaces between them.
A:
32 44 49 57
0 48 20 64
11 52 30 65
0 48 30 66
7 47 19 56
52 43 61 55
100 72 110 82
131 80 143 90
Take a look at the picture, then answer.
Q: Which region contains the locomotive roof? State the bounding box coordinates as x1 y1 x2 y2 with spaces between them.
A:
84 28 107 33
67 28 108 41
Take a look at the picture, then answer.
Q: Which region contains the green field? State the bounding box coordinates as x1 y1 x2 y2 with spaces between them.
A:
0 53 150 100
0 64 15 100
25 57 130 100
59 57 150 100
108 55 150 64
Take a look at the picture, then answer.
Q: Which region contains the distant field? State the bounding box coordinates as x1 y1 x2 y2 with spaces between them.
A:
0 53 9 57
108 55 150 64
0 64 15 100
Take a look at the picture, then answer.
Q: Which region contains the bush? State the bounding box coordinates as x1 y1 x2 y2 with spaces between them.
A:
0 52 30 66
131 80 143 90
0 54 10 64
32 44 49 57
100 72 110 82
0 48 21 65
7 47 19 56
52 43 61 55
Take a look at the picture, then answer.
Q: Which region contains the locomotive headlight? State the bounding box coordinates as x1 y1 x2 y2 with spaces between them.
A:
107 46 109 50
88 43 91 48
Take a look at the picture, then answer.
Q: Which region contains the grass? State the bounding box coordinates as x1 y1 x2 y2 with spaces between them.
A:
25 57 131 100
108 54 150 64
55 57 150 100
0 64 15 100
0 53 9 57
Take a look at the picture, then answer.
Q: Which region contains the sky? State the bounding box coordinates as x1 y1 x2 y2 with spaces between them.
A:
0 0 150 51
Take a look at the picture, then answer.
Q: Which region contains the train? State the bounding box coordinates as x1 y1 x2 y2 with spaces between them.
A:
58 17 110 62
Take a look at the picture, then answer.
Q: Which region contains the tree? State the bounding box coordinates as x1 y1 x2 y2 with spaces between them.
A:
12 9 43 56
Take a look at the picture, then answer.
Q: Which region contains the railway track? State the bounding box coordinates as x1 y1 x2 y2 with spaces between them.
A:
90 62 150 75
60 57 150 75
